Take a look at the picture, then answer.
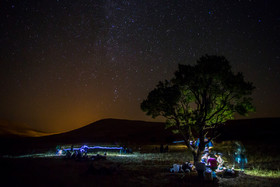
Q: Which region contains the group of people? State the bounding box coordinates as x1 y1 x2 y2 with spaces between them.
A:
169 152 224 176
65 150 88 160
195 152 225 179
64 149 107 161
152 144 169 153
201 152 224 170
170 161 194 173
121 145 133 154
196 145 248 179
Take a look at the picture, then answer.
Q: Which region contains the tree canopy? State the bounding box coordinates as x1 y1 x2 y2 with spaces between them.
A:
141 55 255 162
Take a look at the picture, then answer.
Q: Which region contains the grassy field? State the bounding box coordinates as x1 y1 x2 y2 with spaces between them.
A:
1 141 280 187
1 153 217 187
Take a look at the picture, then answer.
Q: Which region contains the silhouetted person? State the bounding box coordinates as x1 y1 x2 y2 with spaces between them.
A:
77 150 82 160
71 150 78 159
160 144 164 153
123 145 127 153
56 145 61 154
154 146 158 152
190 141 196 149
195 162 206 179
164 145 169 153
238 153 247 172
83 152 88 160
70 145 74 152
234 142 247 171
138 146 142 152
203 147 209 154
182 161 193 172
194 139 200 148
91 154 106 161
65 150 71 159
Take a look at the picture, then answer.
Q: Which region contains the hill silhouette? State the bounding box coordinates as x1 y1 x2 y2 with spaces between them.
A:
217 117 279 142
34 117 280 148
0 118 279 155
39 118 178 145
0 119 52 137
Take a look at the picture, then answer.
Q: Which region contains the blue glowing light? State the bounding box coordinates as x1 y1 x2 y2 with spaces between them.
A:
63 145 124 152
172 140 185 144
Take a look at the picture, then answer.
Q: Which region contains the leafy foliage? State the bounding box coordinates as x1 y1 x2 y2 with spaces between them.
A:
141 55 255 161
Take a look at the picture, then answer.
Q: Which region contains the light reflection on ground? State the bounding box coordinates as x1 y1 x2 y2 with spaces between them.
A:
2 152 135 159
2 153 60 158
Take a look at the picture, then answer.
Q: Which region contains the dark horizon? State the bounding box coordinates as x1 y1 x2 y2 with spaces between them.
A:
1 117 280 137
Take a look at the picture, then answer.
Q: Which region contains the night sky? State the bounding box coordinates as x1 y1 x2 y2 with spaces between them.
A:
0 0 279 133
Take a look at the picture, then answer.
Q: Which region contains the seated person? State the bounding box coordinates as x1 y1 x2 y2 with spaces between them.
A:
215 153 224 169
195 162 206 179
207 154 218 171
76 150 83 160
83 152 89 160
170 164 182 173
91 153 107 161
71 150 78 159
182 161 193 172
65 150 71 159
201 153 209 163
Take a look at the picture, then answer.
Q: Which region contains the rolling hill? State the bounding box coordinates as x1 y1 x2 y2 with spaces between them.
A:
0 119 52 137
38 118 178 144
0 118 279 155
217 117 279 142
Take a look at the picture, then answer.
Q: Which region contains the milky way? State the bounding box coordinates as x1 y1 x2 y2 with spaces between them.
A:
0 0 279 132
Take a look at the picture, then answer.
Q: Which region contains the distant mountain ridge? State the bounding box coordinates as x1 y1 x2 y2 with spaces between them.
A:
0 119 52 137
37 117 280 145
0 118 279 155
217 117 279 142
1 117 279 143
39 118 178 144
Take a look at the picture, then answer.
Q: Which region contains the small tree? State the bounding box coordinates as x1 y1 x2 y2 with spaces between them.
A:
141 55 255 163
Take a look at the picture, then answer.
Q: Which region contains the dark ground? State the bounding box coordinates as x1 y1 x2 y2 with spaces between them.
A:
1 156 219 187
2 148 280 187
1 118 280 186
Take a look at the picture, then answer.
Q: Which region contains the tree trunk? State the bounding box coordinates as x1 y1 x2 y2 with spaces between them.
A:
193 136 205 165
193 151 203 165
193 152 198 164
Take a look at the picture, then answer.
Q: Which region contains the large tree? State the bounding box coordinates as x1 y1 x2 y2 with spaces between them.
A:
141 55 255 163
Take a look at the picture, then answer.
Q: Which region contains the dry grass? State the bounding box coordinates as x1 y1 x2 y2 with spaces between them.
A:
211 141 280 186
1 141 279 186
245 168 280 178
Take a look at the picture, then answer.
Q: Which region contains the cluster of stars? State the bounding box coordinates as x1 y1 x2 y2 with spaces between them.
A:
0 0 279 132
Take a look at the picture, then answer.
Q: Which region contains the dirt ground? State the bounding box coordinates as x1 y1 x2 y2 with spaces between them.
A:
1 151 279 187
0 155 217 187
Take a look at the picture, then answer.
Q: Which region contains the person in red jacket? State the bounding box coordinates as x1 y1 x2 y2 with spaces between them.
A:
207 154 218 171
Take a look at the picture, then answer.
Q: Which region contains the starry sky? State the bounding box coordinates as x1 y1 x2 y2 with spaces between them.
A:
0 0 279 133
